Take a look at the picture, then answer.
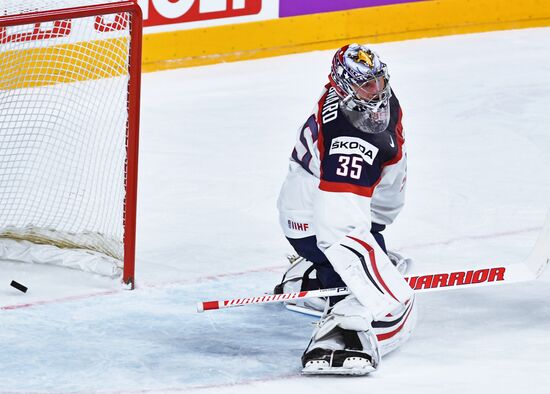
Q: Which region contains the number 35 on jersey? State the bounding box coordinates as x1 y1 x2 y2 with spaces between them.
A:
329 136 379 180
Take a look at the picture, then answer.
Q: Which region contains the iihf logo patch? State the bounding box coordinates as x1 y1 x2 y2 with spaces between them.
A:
288 220 309 232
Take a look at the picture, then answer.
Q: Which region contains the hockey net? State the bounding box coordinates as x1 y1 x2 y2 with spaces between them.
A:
0 1 142 287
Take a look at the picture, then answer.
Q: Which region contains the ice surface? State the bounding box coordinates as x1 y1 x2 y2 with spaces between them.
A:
2 27 550 393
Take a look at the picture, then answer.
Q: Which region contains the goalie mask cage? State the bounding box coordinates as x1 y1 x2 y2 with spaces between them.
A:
0 1 142 288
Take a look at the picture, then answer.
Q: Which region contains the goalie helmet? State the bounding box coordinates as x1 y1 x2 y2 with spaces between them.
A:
329 44 392 133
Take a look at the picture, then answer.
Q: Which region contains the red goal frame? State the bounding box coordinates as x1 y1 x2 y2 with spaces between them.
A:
0 1 143 288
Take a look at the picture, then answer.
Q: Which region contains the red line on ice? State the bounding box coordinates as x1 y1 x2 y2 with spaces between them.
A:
0 289 120 311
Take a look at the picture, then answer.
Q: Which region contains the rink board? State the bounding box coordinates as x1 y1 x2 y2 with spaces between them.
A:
141 0 550 70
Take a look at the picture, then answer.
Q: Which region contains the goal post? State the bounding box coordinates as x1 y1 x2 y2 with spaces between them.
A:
0 1 142 288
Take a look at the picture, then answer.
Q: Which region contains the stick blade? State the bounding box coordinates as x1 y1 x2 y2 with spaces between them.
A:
525 210 550 278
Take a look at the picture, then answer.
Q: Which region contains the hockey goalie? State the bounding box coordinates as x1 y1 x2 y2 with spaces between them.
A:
276 44 417 375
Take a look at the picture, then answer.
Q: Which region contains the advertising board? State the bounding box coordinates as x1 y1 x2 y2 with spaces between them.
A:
139 0 278 32
279 0 426 17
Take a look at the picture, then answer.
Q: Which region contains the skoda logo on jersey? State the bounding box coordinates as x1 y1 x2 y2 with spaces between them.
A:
329 136 379 165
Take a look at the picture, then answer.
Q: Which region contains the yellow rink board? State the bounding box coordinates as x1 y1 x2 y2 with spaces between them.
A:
1 0 548 84
142 0 550 72
0 38 129 90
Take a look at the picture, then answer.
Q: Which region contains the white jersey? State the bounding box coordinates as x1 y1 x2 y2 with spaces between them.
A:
277 84 412 319
278 84 407 247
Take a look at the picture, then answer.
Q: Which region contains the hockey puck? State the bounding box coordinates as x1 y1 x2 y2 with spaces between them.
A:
10 280 27 293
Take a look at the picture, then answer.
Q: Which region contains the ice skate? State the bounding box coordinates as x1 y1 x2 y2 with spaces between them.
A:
301 296 380 376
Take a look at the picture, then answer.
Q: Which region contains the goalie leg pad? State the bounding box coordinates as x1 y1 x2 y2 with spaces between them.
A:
373 294 418 356
324 228 414 320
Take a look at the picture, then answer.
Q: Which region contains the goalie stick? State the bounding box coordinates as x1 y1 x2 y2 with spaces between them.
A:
197 211 550 313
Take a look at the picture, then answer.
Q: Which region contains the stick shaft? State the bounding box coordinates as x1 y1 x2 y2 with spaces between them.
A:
197 261 542 313
197 287 350 312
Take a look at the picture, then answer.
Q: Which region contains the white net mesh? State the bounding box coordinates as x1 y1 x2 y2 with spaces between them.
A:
2 1 127 16
0 1 136 277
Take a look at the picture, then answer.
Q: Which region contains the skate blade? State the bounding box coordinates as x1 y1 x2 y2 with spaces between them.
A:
302 359 375 376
